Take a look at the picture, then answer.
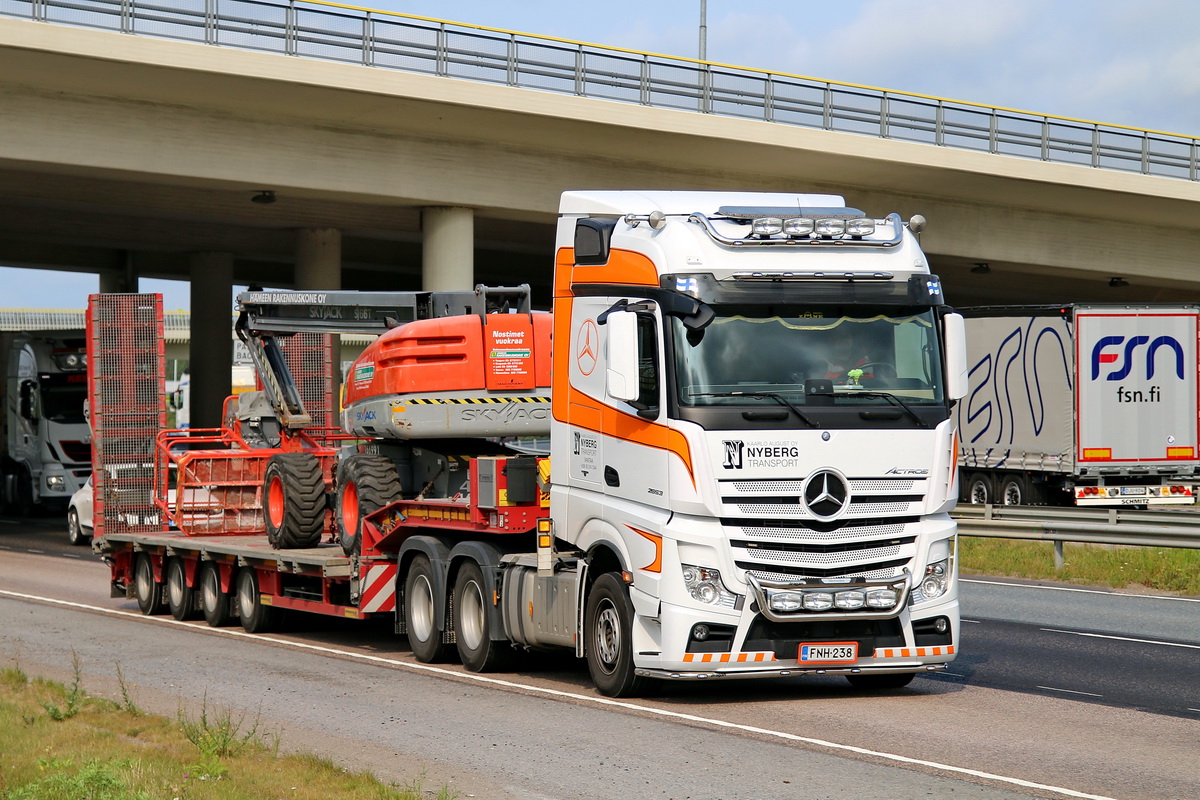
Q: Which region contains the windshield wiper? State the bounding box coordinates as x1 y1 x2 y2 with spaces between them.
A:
689 391 819 428
844 391 928 428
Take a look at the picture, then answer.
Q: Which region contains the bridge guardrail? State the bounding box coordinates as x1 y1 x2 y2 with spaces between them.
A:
3 0 1199 183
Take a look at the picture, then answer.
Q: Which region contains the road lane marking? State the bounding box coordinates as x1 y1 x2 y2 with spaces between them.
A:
1040 628 1200 650
1037 686 1104 698
962 578 1200 603
0 587 1120 800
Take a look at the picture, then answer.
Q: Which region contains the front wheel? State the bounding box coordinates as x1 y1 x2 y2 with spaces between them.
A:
66 508 90 546
404 556 447 663
585 573 649 698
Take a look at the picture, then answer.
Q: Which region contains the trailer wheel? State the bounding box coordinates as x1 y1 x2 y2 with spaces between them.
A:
237 568 278 634
263 453 326 549
335 454 400 556
166 557 198 621
200 562 233 627
453 561 512 672
966 473 993 505
1000 475 1029 506
846 672 916 690
585 572 649 698
133 553 165 615
404 555 447 662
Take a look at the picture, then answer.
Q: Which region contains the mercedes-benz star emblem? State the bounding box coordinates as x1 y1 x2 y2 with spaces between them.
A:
802 470 849 520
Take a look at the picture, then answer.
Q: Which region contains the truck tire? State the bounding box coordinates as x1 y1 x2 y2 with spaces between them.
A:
404 555 448 662
846 672 916 690
263 453 326 549
966 473 993 505
453 560 512 672
133 553 165 615
335 454 400 556
166 557 198 621
200 562 234 627
1000 475 1030 506
585 572 649 698
237 568 278 634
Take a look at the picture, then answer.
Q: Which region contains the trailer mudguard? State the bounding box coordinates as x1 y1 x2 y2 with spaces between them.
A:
396 535 453 634
447 539 519 642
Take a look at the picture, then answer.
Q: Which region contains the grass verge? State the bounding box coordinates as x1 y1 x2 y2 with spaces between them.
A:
0 658 455 800
959 537 1200 596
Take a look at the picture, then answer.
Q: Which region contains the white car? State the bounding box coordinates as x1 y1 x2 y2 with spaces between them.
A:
67 475 94 546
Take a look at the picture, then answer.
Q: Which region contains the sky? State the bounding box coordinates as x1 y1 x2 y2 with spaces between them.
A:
6 0 1199 310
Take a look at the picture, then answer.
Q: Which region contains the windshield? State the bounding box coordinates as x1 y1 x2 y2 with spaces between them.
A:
40 374 89 424
673 305 944 407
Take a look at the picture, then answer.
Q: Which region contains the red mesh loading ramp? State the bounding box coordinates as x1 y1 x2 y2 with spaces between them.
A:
87 294 165 538
279 331 335 430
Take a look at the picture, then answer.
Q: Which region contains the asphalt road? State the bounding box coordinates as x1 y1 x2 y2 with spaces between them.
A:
1 517 1198 800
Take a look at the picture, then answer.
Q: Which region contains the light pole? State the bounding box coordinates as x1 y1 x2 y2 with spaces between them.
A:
699 0 707 61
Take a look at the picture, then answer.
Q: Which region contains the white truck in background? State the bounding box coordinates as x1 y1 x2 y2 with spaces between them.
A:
957 304 1200 506
0 330 91 514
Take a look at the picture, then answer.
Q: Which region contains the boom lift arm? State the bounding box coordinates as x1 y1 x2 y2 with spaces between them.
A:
234 285 532 431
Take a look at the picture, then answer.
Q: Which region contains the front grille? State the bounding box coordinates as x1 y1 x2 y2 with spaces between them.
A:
740 558 911 582
59 440 92 464
722 475 925 583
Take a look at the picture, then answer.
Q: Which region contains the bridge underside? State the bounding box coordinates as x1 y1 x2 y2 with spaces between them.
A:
3 18 1200 309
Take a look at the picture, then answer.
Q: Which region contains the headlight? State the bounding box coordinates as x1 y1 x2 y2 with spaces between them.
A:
681 564 739 608
915 559 950 602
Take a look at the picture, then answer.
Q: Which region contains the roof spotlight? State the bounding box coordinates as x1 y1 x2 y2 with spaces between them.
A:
1109 276 1129 288
251 190 276 205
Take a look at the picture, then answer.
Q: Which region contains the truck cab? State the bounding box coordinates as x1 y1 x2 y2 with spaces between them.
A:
1 331 91 513
551 191 968 693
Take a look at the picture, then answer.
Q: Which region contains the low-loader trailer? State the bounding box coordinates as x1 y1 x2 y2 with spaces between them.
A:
96 191 968 696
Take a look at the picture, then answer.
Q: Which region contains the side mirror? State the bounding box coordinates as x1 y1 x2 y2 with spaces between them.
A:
605 310 640 403
943 312 968 401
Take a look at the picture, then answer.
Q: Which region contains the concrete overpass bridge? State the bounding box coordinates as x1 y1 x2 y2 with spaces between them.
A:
2 0 1200 422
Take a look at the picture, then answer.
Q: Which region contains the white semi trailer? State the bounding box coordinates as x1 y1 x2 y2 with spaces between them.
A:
957 305 1200 506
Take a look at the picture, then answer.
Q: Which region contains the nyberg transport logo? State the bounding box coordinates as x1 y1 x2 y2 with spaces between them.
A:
721 440 801 470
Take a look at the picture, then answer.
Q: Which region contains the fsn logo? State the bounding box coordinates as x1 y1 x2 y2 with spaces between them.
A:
1091 335 1185 381
722 440 744 470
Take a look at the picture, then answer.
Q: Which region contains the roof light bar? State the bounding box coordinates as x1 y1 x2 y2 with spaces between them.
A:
689 212 901 247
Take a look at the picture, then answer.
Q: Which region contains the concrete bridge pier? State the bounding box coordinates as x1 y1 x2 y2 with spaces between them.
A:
422 207 474 291
188 251 234 430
